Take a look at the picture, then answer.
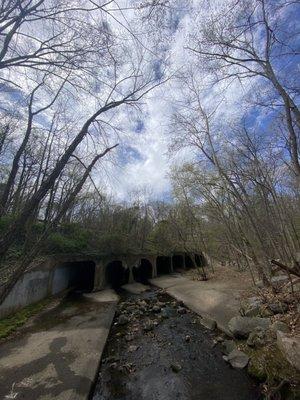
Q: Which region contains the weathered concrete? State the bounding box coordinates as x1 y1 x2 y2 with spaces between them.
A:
0 290 118 400
122 282 150 294
0 268 51 318
150 274 248 335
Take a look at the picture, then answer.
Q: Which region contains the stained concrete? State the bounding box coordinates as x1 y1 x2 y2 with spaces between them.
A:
121 282 150 294
0 290 118 400
150 274 248 335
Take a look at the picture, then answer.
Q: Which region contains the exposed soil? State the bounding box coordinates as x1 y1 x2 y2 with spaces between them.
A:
92 288 261 400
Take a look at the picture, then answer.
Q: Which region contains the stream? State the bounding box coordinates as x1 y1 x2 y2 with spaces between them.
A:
92 287 261 400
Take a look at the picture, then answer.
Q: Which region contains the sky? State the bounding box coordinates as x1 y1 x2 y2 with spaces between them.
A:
1 0 299 203
102 0 300 202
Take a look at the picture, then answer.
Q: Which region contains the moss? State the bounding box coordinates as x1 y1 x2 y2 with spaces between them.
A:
0 298 51 339
239 341 300 398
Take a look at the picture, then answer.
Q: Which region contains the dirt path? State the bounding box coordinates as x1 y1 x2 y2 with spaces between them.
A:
92 288 261 400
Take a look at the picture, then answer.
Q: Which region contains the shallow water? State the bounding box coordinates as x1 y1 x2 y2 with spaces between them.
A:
92 288 261 400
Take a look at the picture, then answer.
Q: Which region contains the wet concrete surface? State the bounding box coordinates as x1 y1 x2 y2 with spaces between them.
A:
92 288 261 400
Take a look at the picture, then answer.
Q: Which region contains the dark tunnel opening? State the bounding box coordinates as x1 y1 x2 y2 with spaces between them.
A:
133 258 153 284
105 260 129 289
68 261 95 293
185 254 194 269
172 254 184 271
156 256 171 275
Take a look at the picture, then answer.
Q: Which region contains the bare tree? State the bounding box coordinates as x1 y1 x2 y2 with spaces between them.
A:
187 0 300 179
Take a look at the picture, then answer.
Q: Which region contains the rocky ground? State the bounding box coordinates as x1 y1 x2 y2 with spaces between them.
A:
92 288 261 400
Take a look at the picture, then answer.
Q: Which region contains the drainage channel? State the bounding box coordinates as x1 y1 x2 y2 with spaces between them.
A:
91 287 261 400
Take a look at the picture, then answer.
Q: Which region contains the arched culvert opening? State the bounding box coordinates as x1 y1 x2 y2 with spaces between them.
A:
172 254 184 271
184 254 195 269
157 256 171 275
105 260 129 289
133 258 152 284
62 261 95 293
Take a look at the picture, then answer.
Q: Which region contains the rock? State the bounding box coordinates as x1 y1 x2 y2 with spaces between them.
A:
260 307 274 317
171 362 182 373
177 307 187 315
161 309 170 319
277 331 300 371
222 340 237 355
228 316 271 338
241 297 262 317
143 320 154 332
268 302 288 314
152 305 161 313
257 275 288 288
117 315 129 325
244 306 261 317
185 335 191 342
200 316 216 330
128 345 139 352
271 321 290 334
215 335 225 343
223 349 249 369
246 327 266 348
125 334 135 342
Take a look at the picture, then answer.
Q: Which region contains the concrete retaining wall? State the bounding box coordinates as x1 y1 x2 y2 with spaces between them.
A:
51 265 72 295
0 263 77 318
0 269 51 318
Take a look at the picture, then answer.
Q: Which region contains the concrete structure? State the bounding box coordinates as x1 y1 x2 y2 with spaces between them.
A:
0 252 206 318
150 274 250 336
0 290 119 400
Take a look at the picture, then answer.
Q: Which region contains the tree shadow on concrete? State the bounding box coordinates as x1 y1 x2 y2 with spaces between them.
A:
0 336 92 399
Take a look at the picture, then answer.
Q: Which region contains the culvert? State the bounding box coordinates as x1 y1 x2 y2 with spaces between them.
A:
132 258 153 284
105 260 129 289
156 256 171 275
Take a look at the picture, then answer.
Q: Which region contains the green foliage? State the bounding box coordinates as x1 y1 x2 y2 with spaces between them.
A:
0 298 50 339
44 224 90 254
0 215 16 232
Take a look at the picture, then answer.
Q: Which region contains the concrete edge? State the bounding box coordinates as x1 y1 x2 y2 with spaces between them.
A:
151 282 233 337
86 303 118 400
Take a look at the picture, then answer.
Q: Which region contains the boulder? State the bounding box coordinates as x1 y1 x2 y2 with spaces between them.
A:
277 331 300 371
268 302 288 314
257 275 288 288
228 316 271 338
271 321 290 334
200 316 216 330
222 339 237 355
246 327 267 348
223 349 249 369
241 297 262 317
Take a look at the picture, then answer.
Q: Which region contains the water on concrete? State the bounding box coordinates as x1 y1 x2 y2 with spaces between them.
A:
92 288 261 400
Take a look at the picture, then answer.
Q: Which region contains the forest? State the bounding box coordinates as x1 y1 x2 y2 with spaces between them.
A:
0 0 299 296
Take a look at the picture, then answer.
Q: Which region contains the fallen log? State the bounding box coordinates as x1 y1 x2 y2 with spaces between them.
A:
270 259 300 278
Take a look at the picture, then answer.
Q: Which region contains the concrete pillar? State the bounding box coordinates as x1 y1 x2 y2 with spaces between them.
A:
152 256 157 278
170 255 174 273
128 265 134 283
93 261 106 291
182 253 186 270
